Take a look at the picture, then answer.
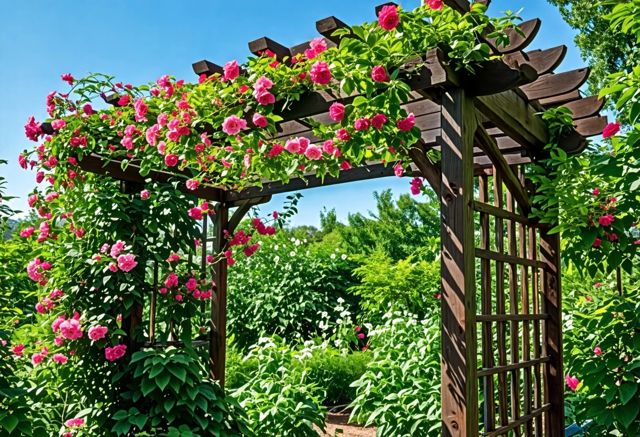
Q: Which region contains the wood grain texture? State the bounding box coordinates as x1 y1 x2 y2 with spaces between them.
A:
521 69 590 101
504 46 567 76
210 205 229 385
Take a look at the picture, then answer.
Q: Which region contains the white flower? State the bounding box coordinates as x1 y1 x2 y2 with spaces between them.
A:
294 239 301 246
274 255 280 264
337 297 345 304
289 251 296 257
274 244 279 251
330 253 336 259
341 254 347 260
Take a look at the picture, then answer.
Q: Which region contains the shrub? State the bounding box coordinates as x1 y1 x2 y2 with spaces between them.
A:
230 337 326 437
350 312 441 436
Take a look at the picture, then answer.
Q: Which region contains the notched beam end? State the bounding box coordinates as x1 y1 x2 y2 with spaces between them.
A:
316 16 351 44
192 60 223 77
248 37 291 61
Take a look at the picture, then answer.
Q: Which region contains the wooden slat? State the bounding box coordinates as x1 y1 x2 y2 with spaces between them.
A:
192 60 223 77
489 19 542 54
479 175 496 433
440 88 479 437
575 115 608 137
469 61 538 96
529 227 543 437
562 96 605 120
538 90 580 107
540 230 564 436
210 204 229 385
519 209 533 436
248 37 291 60
504 46 567 76
316 16 351 44
477 357 551 377
506 192 521 435
477 314 549 323
475 124 531 214
484 404 552 437
493 171 509 428
520 69 589 101
473 201 533 225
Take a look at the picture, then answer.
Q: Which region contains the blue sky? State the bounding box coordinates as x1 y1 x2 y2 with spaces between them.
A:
0 0 581 227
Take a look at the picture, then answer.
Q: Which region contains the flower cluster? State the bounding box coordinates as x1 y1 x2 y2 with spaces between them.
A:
92 240 138 273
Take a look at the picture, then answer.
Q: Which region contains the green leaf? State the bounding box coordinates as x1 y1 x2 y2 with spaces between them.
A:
614 401 640 428
156 372 171 391
1 415 19 433
619 383 638 405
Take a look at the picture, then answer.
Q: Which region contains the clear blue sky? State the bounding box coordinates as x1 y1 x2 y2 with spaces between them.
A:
0 0 581 227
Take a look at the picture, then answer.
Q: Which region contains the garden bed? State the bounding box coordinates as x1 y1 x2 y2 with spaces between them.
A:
316 412 375 437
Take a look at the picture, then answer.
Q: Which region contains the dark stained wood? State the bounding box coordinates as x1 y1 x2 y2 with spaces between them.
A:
485 404 552 437
248 37 291 60
408 141 442 196
192 60 223 77
440 88 479 437
227 196 271 234
538 90 581 107
489 19 542 54
210 204 229 385
467 61 538 97
476 314 548 323
473 200 533 226
475 248 545 269
504 46 567 76
529 227 543 437
479 176 496 433
574 115 608 137
477 357 551 378
475 90 549 154
290 38 335 58
562 96 605 120
506 192 521 436
520 68 590 101
316 16 351 44
540 231 564 436
519 217 533 436
475 124 531 214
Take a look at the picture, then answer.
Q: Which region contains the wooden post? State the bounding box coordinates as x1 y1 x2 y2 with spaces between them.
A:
540 230 564 436
210 202 229 386
440 88 479 436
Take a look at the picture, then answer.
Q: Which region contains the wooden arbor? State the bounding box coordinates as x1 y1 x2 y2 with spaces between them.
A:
68 1 606 436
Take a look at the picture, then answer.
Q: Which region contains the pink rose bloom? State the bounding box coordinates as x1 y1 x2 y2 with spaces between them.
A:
565 374 580 392
598 214 615 227
117 254 138 272
371 65 390 83
340 161 352 170
140 190 150 200
186 179 200 190
185 277 198 292
378 5 400 31
28 194 38 208
165 154 179 167
105 344 127 362
336 128 351 141
110 240 126 258
12 344 25 357
223 60 240 81
410 177 423 195
188 207 203 220
20 227 35 238
310 61 332 85
118 95 130 106
108 263 118 272
64 418 85 428
594 346 603 356
255 90 276 106
592 187 600 196
305 37 328 59
61 73 75 85
31 353 45 366
285 138 302 154
394 163 404 177
592 238 602 248
304 145 323 160
24 116 43 142
635 240 640 245
602 122 621 139
425 0 444 10
175 294 184 301
53 353 68 364
222 115 248 135
51 119 66 130
59 319 83 340
254 76 274 92
372 114 388 129
329 103 345 122
36 171 45 183
88 325 108 341
397 113 416 131
322 140 340 157
134 98 148 122
83 103 94 116
164 272 179 288
252 113 268 128
354 118 371 131
145 124 160 146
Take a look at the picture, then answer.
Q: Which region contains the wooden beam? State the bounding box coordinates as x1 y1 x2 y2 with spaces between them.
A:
210 204 229 386
192 60 223 77
488 19 542 54
475 124 532 214
538 90 580 107
316 16 351 44
474 154 531 169
467 61 538 96
475 90 549 153
248 37 291 60
439 88 479 437
407 141 442 196
520 68 590 101
562 96 605 120
504 45 567 76
574 115 608 137
227 196 272 233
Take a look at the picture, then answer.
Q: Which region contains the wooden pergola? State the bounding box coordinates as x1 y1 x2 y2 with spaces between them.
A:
57 1 605 435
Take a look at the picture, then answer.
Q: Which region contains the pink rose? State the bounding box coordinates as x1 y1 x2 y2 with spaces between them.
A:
340 161 352 170
255 90 276 106
378 5 400 31
188 207 203 220
372 113 388 129
397 113 416 131
165 272 179 288
24 116 43 142
117 95 131 106
140 190 150 200
593 345 602 356
61 73 75 85
410 177 423 195
565 374 580 392
310 61 332 85
252 113 268 128
59 319 83 340
354 118 371 131
31 353 45 366
598 214 615 227
371 65 390 83
105 344 127 362
592 238 602 248
592 187 600 196
186 179 200 190
254 76 274 92
20 227 35 238
12 344 25 357
175 294 184 301
51 119 66 130
285 138 302 154
88 325 108 341
336 128 351 141
165 154 179 167
304 145 323 160
83 103 94 115
222 115 248 135
602 122 621 139
394 163 404 177
117 254 138 272
52 353 68 364
425 0 444 10
110 240 125 258
329 103 345 122
223 60 240 81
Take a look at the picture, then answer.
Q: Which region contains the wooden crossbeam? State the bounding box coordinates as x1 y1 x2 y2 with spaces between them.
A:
227 196 272 233
538 90 581 107
468 60 538 96
316 16 351 44
475 123 531 214
563 95 605 120
574 115 608 137
192 60 223 77
488 19 542 54
521 68 590 101
248 37 291 60
505 45 567 75
407 141 442 196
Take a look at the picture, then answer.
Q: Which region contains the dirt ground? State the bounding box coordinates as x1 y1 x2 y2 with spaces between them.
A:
316 412 376 437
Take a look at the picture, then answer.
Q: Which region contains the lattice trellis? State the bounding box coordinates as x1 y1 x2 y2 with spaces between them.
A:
46 1 607 435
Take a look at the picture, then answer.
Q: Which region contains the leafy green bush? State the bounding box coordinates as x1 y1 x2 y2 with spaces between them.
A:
350 249 440 322
113 347 247 436
350 312 441 436
228 231 356 349
230 336 326 436
302 346 371 406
